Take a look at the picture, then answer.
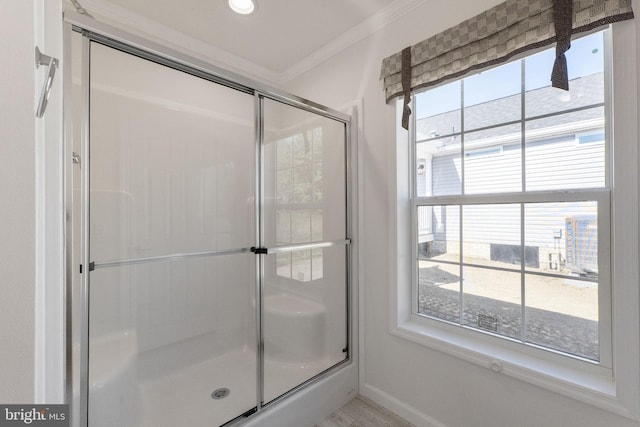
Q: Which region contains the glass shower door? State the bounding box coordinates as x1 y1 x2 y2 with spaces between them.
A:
86 42 257 427
261 98 349 403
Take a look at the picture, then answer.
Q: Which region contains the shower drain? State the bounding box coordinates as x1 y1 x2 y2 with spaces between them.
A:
211 388 230 400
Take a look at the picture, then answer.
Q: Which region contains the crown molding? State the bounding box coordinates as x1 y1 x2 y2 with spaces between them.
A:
74 0 281 84
66 0 426 86
278 0 427 84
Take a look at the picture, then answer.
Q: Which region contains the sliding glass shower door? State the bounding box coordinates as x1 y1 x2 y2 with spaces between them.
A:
72 28 351 427
85 40 258 427
261 98 349 403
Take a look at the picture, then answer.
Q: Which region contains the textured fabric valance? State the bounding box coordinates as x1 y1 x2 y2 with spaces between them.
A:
381 0 634 129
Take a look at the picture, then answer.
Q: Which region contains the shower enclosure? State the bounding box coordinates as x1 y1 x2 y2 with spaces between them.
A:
67 20 351 427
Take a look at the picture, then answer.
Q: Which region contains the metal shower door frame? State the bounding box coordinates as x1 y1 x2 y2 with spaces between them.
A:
64 13 353 427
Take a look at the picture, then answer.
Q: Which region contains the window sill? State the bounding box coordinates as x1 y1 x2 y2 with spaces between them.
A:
390 315 636 420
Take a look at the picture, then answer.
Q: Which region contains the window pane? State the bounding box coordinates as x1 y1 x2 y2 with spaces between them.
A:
311 248 323 281
292 249 312 282
277 168 293 203
417 138 462 196
462 204 521 268
465 122 521 145
525 32 604 118
293 133 312 166
418 260 461 323
312 129 323 161
293 166 313 203
415 80 461 140
464 61 521 130
313 162 323 202
525 108 605 191
311 209 323 242
276 210 291 245
291 210 311 243
277 252 292 278
524 202 598 277
277 137 293 167
525 274 598 360
464 124 522 194
418 205 460 261
462 266 521 340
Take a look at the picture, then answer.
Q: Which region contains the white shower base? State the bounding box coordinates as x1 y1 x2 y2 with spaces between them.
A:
91 347 344 427
137 348 256 427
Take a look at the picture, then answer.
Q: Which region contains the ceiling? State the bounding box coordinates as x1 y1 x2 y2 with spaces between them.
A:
84 0 397 77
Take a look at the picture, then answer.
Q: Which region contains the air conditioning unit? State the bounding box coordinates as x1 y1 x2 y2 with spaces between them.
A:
565 215 598 276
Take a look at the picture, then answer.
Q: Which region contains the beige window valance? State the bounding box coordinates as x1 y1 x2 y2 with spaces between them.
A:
381 0 634 129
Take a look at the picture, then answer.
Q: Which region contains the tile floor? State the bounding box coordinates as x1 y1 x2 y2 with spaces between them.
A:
315 396 414 427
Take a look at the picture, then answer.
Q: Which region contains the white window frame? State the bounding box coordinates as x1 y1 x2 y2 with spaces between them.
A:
412 29 611 367
390 23 640 420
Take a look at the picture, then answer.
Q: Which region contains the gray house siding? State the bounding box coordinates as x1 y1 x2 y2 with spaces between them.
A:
423 136 602 272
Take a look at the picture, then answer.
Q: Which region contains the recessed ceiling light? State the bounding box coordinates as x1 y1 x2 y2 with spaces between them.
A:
228 0 255 15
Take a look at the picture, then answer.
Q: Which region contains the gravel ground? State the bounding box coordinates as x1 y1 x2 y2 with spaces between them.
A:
418 266 599 361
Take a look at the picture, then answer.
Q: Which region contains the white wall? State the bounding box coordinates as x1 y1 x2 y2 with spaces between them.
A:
284 1 640 426
0 0 36 403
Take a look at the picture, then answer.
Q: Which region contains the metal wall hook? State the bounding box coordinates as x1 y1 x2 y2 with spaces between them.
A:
35 46 59 118
70 0 94 18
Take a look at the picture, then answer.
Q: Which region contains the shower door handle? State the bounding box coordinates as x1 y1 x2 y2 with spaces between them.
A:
260 239 351 255
251 239 351 256
79 262 95 274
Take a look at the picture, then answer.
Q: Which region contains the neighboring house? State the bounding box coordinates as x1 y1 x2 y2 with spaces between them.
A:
416 73 603 275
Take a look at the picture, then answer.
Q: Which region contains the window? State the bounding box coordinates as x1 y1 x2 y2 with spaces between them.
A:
275 127 324 282
412 31 610 364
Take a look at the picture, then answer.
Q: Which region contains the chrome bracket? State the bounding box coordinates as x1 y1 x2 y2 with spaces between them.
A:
35 46 59 118
70 0 94 18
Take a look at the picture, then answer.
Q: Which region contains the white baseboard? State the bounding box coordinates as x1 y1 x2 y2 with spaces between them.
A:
360 382 448 427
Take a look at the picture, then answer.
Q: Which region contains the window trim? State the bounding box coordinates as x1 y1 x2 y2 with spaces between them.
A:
390 23 640 420
411 28 611 366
